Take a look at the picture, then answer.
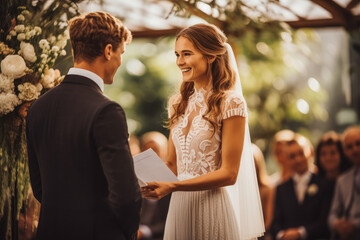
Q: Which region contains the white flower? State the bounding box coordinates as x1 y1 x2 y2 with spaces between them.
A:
0 92 21 115
57 39 68 49
307 184 318 196
6 35 11 41
40 54 47 59
0 74 15 92
51 46 59 52
10 30 17 36
14 25 25 32
41 68 56 88
48 36 56 44
60 50 66 56
34 26 42 35
39 39 49 49
28 30 36 37
17 14 25 21
0 55 26 79
21 10 30 15
20 42 37 62
17 33 26 41
18 82 42 101
25 32 32 40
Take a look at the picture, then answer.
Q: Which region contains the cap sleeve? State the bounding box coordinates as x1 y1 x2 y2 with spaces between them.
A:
221 91 248 120
167 93 181 118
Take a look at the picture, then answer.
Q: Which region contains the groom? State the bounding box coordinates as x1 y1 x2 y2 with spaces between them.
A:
26 12 141 240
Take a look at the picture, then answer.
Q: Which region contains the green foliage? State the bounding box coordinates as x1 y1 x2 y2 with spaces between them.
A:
104 38 179 137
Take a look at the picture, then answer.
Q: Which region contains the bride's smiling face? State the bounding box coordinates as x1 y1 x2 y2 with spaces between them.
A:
175 36 209 88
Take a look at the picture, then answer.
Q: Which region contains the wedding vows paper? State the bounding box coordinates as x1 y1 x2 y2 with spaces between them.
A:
133 149 178 187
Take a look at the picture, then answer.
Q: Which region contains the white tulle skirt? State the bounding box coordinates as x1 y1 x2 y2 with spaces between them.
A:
163 188 241 240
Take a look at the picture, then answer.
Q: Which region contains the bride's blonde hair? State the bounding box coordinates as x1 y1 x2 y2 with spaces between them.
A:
168 23 236 132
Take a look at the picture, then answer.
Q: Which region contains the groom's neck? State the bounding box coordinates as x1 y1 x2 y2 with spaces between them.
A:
74 59 106 83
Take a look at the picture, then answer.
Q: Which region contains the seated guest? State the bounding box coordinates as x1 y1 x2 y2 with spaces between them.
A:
315 131 352 195
271 135 331 240
138 131 171 240
252 144 273 239
269 130 296 187
328 126 360 240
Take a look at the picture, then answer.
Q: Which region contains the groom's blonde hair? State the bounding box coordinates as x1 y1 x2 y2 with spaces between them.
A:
68 11 132 62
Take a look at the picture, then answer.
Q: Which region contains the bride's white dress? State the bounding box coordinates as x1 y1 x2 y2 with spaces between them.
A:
164 87 248 240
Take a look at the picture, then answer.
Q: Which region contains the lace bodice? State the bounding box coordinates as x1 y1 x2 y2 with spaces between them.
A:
168 88 247 180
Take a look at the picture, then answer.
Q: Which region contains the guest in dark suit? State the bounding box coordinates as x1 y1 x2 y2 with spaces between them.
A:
329 126 360 240
271 135 331 240
138 132 171 240
26 12 141 240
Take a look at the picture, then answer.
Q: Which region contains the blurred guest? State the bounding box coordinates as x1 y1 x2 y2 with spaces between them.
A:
269 130 296 186
316 131 351 181
252 144 273 238
271 135 331 240
138 131 171 240
329 126 360 240
129 134 141 156
140 131 168 161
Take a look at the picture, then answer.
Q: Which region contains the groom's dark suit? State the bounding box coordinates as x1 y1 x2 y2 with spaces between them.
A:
26 74 142 240
270 173 331 240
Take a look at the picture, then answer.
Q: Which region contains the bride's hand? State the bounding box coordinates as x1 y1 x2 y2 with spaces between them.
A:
140 182 174 200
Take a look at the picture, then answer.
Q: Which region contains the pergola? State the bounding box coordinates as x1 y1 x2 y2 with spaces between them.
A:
81 0 360 112
81 0 360 36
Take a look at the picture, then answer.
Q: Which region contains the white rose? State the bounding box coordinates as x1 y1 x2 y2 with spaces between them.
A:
25 32 32 40
17 33 26 41
0 92 21 115
18 82 42 101
10 30 17 36
41 54 47 59
39 39 49 49
21 10 30 15
28 30 36 37
48 36 56 44
51 46 59 52
0 74 15 92
60 50 66 56
0 55 26 79
14 25 25 32
17 14 25 21
20 42 37 62
57 39 68 49
34 26 42 35
41 68 56 88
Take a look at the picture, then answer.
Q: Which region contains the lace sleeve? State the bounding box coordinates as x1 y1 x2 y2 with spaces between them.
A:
221 91 247 120
167 93 181 118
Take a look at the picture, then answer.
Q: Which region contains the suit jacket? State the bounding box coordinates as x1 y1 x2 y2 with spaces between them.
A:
270 173 331 240
328 167 360 239
139 194 171 240
26 75 142 240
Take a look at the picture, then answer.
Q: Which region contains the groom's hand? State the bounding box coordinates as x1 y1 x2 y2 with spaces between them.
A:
140 182 174 200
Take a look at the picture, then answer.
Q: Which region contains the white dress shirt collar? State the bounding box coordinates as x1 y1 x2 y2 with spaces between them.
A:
68 68 104 92
293 171 312 184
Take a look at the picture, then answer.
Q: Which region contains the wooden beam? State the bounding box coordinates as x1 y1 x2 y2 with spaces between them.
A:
310 0 358 29
346 0 360 10
131 28 181 38
286 18 357 29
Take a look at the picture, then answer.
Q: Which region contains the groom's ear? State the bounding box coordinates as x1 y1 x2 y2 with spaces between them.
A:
104 44 113 61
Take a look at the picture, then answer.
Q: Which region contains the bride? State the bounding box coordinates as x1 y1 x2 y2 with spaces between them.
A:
141 23 264 240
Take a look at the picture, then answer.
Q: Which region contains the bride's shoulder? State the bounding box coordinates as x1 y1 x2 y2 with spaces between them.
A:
221 90 247 119
223 90 246 104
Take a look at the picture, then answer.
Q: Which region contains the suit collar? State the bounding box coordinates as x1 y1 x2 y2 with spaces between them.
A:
67 67 104 92
61 75 103 94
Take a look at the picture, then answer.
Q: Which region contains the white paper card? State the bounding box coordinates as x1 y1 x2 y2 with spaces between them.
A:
133 149 178 187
